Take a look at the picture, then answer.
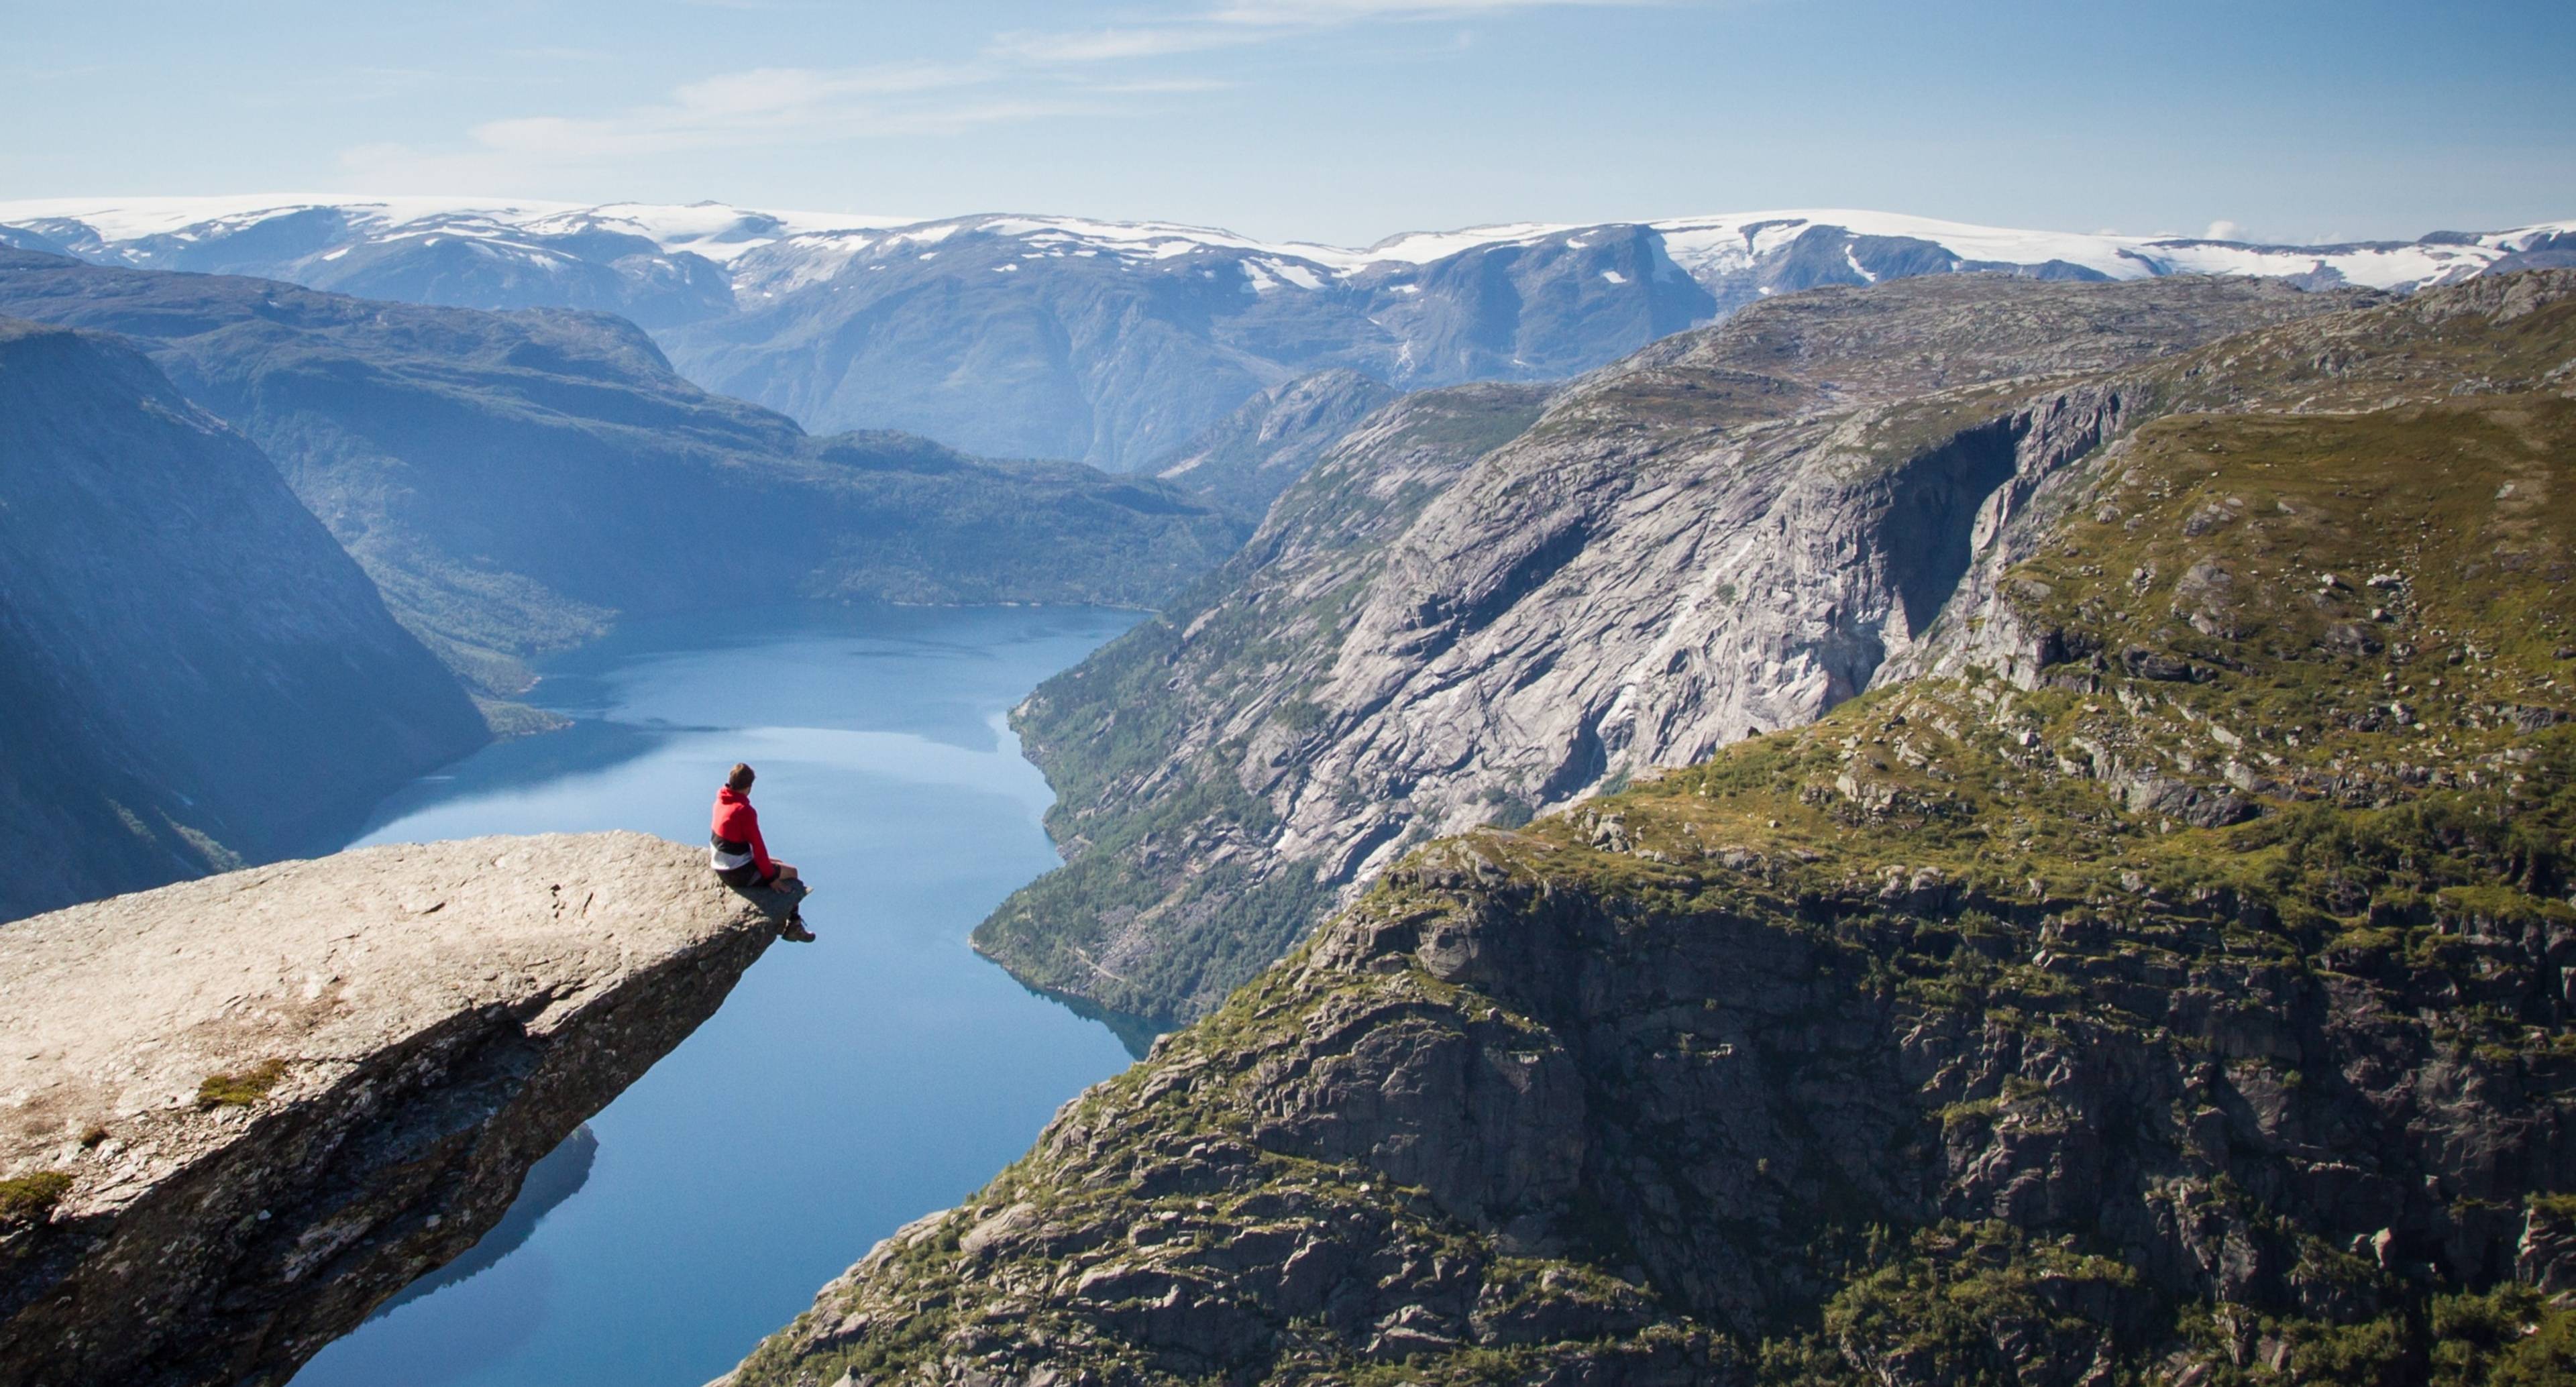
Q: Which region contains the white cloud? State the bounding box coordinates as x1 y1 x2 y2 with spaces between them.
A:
500 46 619 63
343 0 1678 186
989 27 1256 64
1092 76 1238 95
1207 0 1668 21
341 60 1087 184
470 63 1009 157
2204 219 2243 241
996 0 1684 66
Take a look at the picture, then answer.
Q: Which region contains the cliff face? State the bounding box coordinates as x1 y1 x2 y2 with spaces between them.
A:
720 272 2576 1387
975 382 1556 1019
0 832 783 1387
0 319 487 922
0 250 1242 696
1154 369 1403 518
981 276 2379 1023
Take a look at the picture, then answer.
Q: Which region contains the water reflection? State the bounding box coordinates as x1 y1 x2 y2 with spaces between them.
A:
368 1127 598 1323
292 605 1142 1387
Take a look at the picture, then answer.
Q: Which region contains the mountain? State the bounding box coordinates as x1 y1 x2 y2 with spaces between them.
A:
977 378 1556 1021
1152 368 1403 516
0 249 1242 695
7 197 2565 470
0 319 487 922
717 270 2576 1387
0 197 820 328
976 274 2383 1025
660 213 1717 469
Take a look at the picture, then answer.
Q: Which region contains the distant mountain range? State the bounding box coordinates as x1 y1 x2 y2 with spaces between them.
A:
0 245 1244 920
8 196 2568 469
0 319 486 921
0 249 1241 700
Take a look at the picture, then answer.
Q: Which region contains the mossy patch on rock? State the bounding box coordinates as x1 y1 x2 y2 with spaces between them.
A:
0 1171 71 1227
195 1058 290 1110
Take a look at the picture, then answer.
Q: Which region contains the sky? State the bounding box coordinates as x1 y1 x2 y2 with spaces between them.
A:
3 0 2571 247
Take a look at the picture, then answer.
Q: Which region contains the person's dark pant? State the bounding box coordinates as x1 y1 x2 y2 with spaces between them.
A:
715 863 779 890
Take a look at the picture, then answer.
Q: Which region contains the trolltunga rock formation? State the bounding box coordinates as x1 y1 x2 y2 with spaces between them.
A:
0 831 784 1387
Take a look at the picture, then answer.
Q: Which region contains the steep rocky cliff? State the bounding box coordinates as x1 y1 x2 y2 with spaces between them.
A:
975 381 1555 1021
718 272 2576 1387
1154 370 1401 518
0 832 784 1386
0 250 1240 696
980 276 2380 1023
0 319 486 922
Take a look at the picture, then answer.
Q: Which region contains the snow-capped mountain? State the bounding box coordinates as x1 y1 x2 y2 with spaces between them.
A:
0 195 891 327
5 195 2567 469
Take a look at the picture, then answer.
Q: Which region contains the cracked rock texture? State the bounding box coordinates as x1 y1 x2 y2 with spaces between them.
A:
0 831 783 1387
977 275 2377 1023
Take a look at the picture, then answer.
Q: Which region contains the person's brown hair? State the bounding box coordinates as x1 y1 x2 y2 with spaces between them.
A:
727 763 755 792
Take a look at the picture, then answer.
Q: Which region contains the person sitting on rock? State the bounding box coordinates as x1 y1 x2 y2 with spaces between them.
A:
710 763 813 940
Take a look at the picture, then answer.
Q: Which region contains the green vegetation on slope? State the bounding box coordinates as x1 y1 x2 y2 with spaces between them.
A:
729 276 2576 1387
0 319 489 921
969 276 2383 1030
195 1059 291 1110
0 251 1246 696
974 384 1555 1024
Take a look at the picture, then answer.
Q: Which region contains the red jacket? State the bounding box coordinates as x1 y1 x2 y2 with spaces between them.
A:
711 787 772 874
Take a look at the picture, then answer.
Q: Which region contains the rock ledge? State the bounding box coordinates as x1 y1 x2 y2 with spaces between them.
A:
0 831 783 1387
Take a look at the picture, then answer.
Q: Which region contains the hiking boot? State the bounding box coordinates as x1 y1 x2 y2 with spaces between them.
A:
780 916 816 943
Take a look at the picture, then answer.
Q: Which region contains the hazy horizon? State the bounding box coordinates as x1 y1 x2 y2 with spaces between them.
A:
9 1 2573 248
5 189 2571 254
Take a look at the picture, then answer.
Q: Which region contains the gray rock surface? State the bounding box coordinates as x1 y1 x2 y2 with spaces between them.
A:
973 382 1556 1019
1282 278 2348 878
713 272 2576 1386
980 276 2376 1021
0 832 784 1387
1155 368 1401 517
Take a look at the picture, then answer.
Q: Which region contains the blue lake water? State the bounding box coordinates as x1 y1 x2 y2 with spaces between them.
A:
290 604 1144 1387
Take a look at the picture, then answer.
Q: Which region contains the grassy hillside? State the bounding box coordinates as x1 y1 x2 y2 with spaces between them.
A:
724 273 2576 1387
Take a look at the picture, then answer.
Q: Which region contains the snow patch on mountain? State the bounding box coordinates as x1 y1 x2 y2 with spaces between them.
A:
1356 221 1578 265
1648 209 2555 291
0 194 581 241
7 195 2565 307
